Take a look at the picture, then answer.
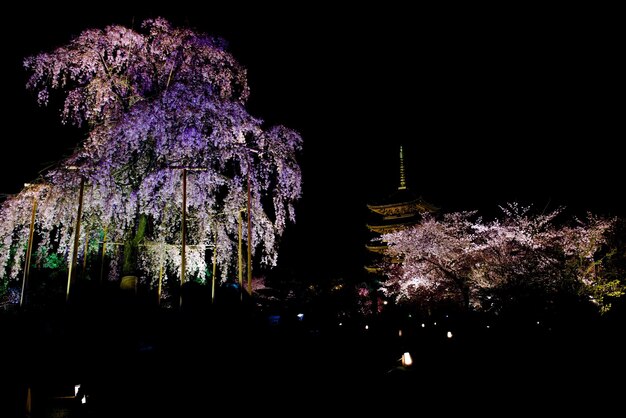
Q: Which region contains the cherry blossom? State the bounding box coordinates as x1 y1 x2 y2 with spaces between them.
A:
380 203 616 313
0 18 301 297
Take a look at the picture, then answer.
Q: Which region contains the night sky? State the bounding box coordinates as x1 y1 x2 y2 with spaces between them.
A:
1 6 622 280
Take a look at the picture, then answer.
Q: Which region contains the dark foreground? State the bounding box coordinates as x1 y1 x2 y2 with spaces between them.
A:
2 301 625 417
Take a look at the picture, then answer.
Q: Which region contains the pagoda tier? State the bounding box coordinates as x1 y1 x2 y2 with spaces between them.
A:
364 265 382 274
367 222 416 235
366 210 420 234
366 188 437 235
365 243 387 254
367 192 438 218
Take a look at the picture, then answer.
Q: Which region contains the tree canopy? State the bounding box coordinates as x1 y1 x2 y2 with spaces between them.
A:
380 203 623 315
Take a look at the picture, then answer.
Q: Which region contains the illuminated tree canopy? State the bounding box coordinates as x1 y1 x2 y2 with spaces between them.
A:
380 203 623 314
0 18 302 295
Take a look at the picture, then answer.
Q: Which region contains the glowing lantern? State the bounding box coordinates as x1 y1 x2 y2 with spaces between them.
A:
401 352 413 367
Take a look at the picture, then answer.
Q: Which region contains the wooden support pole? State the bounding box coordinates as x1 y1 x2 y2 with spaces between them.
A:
99 228 107 285
212 228 218 304
66 177 85 302
247 166 252 296
238 211 243 302
20 197 37 307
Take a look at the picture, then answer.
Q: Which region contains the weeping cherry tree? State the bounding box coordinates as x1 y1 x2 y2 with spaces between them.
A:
0 17 302 302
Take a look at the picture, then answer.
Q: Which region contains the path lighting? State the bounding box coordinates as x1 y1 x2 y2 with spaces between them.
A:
74 385 86 404
401 352 413 367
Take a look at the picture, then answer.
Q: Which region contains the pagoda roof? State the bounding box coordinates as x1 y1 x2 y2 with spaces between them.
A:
367 222 417 234
366 211 421 233
364 266 382 274
365 243 387 254
367 188 438 216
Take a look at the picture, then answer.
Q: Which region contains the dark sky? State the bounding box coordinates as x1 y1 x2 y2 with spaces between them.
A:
1 6 623 280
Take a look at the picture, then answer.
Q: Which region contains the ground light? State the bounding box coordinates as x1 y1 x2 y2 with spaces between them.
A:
401 352 413 367
75 384 86 404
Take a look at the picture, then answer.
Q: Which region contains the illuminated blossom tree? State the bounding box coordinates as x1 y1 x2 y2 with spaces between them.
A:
0 18 302 299
380 203 618 314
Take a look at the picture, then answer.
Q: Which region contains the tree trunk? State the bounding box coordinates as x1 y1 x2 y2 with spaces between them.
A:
122 214 147 276
461 284 471 311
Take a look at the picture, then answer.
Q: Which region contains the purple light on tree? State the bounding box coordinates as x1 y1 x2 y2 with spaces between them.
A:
0 18 302 300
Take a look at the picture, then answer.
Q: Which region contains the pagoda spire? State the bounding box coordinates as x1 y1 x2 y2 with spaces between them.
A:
398 145 407 190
